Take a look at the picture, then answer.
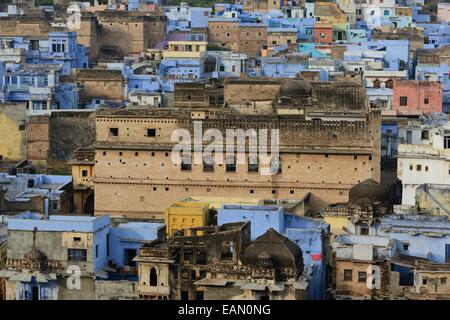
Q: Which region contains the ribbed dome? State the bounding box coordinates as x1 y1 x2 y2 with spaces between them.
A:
24 247 49 272
242 228 303 270
349 178 390 204
279 80 312 98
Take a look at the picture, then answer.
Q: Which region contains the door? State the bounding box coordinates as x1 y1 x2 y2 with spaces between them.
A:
124 249 137 267
406 131 412 144
445 244 450 263
31 286 39 300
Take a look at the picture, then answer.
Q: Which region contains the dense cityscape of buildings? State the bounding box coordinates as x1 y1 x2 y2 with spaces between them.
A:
0 0 449 301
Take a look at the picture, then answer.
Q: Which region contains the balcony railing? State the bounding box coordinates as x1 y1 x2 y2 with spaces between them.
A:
8 84 29 91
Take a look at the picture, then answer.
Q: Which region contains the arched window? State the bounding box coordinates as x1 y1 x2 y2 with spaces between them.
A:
385 79 393 89
373 79 381 88
150 267 157 286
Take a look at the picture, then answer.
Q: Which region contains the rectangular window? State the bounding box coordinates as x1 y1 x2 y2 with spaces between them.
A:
358 271 367 283
196 291 204 300
68 249 87 262
203 156 214 172
424 98 429 104
400 96 408 106
82 170 88 177
445 244 450 263
106 233 110 256
221 241 233 261
95 245 99 258
226 155 236 172
196 249 207 265
445 136 450 149
181 155 192 171
417 165 422 171
344 269 353 281
248 156 259 173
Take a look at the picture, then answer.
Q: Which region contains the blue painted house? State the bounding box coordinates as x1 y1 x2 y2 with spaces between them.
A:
218 205 330 299
109 222 165 269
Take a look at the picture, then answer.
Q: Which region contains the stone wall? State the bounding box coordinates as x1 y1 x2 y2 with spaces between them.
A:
95 280 138 300
0 15 53 37
93 106 380 218
49 111 96 162
26 115 50 164
71 69 126 103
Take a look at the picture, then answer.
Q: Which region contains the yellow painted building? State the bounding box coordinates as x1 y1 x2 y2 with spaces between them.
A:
165 200 210 236
185 196 261 211
0 103 27 161
163 41 208 59
68 147 95 214
323 216 349 239
164 196 263 236
315 2 347 24
396 7 412 17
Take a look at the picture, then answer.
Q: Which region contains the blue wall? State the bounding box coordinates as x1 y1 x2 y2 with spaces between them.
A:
109 222 164 267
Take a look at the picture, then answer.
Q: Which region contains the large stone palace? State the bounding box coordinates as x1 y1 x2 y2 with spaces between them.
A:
93 78 381 219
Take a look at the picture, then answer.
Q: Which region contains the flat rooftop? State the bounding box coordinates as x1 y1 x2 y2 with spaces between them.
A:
7 212 111 233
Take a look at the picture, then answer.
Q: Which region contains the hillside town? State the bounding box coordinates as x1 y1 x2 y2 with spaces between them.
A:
0 0 449 301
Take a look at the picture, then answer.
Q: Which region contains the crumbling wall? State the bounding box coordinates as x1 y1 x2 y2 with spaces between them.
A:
95 280 138 300
49 111 95 162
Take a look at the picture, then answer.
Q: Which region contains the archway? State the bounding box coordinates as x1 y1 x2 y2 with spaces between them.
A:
150 267 157 286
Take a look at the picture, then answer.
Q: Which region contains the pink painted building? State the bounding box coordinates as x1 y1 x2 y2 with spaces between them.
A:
314 24 333 45
392 80 443 115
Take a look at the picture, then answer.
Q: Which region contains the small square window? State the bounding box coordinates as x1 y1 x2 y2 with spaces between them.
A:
424 98 429 104
147 128 156 137
417 165 422 171
400 96 408 106
82 170 88 177
109 128 119 136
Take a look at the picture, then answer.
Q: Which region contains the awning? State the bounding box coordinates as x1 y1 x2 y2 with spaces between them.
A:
240 282 267 291
8 271 57 283
293 278 309 290
194 278 229 287
268 283 285 292
0 270 18 278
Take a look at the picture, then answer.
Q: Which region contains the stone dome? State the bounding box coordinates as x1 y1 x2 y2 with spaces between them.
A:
24 247 49 272
279 80 312 98
241 228 303 270
349 178 390 204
